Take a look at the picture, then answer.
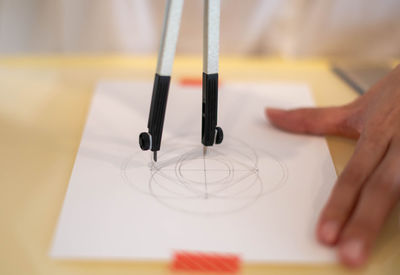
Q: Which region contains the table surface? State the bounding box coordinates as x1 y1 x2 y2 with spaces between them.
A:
0 56 399 275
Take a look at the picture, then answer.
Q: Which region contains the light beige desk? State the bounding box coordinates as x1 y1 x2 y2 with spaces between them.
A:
0 56 399 275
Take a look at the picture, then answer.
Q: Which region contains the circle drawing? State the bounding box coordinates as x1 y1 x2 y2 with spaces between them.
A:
121 136 288 215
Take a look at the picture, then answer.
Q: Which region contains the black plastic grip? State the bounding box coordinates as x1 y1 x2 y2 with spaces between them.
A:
147 73 171 151
202 72 218 146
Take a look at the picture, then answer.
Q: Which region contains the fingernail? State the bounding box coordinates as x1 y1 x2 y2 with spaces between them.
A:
319 221 339 244
339 239 365 266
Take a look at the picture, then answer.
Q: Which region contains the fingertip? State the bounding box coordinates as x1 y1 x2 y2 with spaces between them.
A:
265 107 286 118
337 239 367 268
317 220 339 246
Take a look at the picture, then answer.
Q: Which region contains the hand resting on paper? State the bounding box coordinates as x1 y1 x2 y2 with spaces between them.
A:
265 65 400 268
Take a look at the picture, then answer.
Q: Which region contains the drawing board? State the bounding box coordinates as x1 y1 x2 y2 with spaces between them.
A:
51 81 337 263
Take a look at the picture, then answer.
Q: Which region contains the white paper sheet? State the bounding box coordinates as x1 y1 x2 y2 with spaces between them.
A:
50 81 337 263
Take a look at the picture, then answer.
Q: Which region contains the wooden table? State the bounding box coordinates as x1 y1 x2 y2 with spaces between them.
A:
1 56 399 275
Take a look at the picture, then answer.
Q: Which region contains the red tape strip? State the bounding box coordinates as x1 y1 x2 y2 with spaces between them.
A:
179 77 223 87
171 251 240 273
180 78 203 86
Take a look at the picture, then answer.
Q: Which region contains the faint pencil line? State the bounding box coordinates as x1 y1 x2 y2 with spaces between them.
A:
203 148 208 199
160 169 250 171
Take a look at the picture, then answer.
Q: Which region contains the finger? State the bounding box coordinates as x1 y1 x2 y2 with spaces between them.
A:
265 107 358 138
317 131 391 246
337 140 400 268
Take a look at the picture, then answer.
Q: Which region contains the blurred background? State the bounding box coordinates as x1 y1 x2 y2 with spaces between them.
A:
0 0 399 60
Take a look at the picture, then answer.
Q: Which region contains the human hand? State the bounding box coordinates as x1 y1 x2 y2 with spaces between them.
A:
265 65 400 268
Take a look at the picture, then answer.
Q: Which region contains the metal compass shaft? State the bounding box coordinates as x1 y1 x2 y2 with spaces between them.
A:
139 0 184 162
202 0 223 152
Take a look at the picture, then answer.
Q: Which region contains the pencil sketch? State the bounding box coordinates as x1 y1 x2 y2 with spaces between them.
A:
121 136 288 215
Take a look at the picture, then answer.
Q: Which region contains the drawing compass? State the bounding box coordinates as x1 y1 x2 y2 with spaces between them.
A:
139 0 223 162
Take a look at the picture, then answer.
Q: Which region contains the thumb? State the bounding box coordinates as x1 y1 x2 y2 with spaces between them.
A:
265 107 358 138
